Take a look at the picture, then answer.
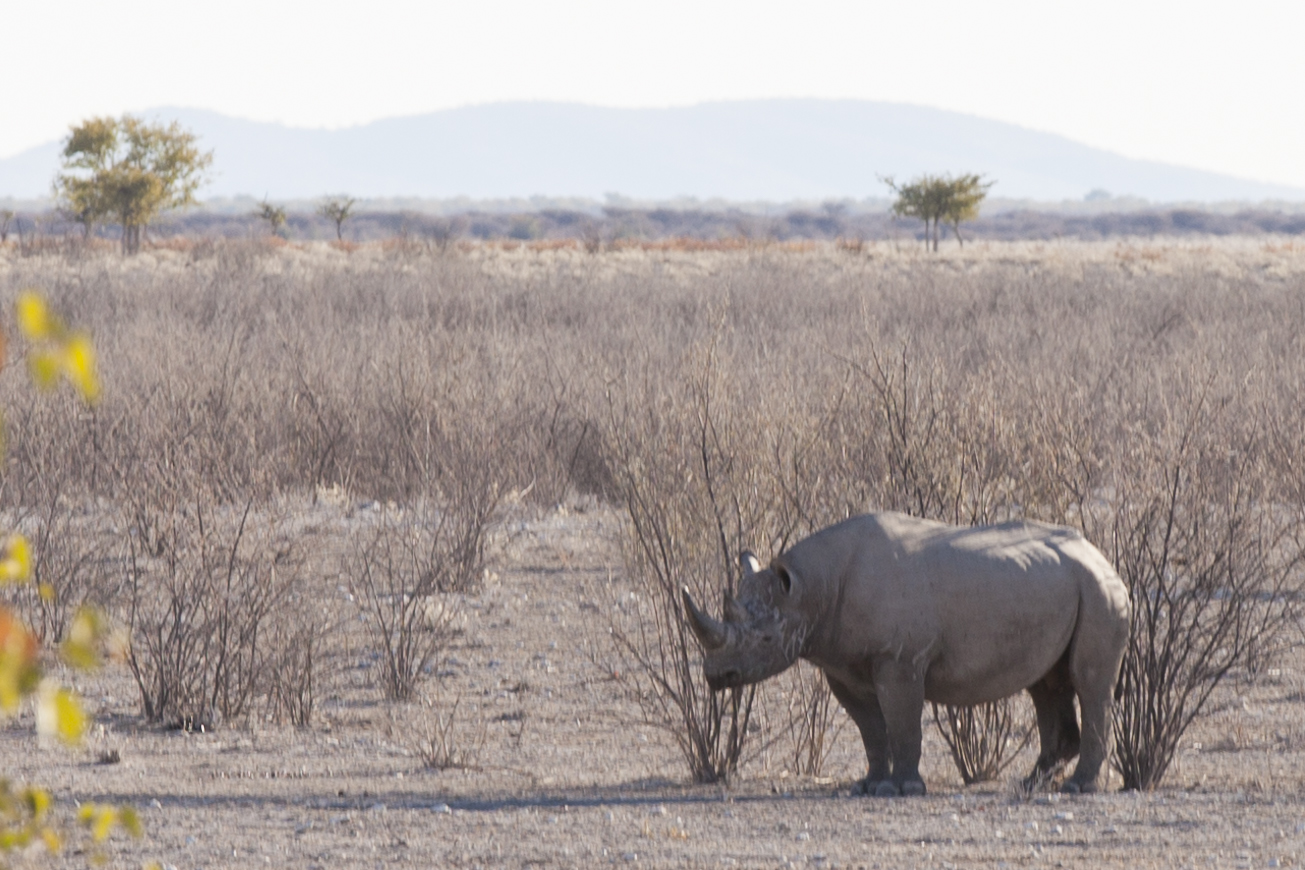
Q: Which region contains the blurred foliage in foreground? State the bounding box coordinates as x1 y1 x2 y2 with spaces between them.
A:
0 292 149 865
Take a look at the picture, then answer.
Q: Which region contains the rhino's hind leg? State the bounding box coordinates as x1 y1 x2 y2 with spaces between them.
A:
1025 653 1080 788
826 674 892 796
1064 654 1118 793
1064 568 1131 794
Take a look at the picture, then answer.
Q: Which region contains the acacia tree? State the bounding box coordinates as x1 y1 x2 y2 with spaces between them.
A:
318 195 356 241
55 115 211 254
883 173 992 251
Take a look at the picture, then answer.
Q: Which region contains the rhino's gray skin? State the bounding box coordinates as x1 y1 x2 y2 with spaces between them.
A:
683 512 1130 796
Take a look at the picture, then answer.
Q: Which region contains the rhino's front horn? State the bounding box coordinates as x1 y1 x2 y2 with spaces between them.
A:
682 587 728 650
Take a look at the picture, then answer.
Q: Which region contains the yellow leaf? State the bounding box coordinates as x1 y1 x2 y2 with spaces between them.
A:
15 293 57 340
0 673 19 715
25 787 50 819
77 803 96 824
62 333 100 403
68 607 102 645
37 583 55 602
61 639 98 671
40 826 61 853
28 350 61 391
0 535 30 583
62 607 103 670
91 807 115 841
118 805 142 837
37 682 86 745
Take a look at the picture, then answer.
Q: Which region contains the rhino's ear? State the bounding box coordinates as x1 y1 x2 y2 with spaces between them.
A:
739 551 761 576
775 564 793 595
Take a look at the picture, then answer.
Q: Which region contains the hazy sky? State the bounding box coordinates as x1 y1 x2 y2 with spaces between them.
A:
7 0 1304 188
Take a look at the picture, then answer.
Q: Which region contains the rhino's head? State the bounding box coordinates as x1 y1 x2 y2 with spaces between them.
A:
682 552 806 691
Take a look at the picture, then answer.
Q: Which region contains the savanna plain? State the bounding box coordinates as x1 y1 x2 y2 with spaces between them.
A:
4 237 1305 869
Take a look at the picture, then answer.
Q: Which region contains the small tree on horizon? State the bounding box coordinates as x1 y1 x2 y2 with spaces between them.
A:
318 195 356 241
55 115 212 255
255 198 288 237
883 173 992 251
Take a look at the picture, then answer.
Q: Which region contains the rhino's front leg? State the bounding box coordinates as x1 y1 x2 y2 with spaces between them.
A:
873 661 927 796
824 674 890 795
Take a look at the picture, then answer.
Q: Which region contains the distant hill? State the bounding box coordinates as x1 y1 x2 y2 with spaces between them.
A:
3 100 1302 203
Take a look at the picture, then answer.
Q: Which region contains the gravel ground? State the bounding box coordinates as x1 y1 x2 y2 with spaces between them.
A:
6 503 1305 869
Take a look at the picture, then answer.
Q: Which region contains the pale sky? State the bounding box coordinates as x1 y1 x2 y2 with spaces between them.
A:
6 0 1305 189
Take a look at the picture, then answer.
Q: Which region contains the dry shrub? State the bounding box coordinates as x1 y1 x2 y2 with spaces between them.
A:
265 609 324 727
932 699 1034 785
604 335 795 783
349 493 498 702
124 497 304 728
6 241 1305 788
6 490 121 645
407 689 487 771
1104 382 1305 790
781 663 843 777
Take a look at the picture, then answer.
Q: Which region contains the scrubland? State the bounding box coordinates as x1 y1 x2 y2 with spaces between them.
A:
2 237 1305 868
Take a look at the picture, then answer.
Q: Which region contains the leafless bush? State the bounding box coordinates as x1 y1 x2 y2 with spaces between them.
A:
6 240 1305 789
1106 385 1305 790
604 336 795 783
843 345 1024 526
265 611 325 727
932 698 1035 785
9 490 121 644
124 497 303 728
349 495 496 701
781 663 843 777
407 689 487 771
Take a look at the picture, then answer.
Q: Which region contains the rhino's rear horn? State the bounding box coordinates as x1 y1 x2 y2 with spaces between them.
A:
739 551 762 576
682 587 728 650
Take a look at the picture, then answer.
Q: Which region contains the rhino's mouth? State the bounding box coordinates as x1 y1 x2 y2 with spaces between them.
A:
707 669 744 691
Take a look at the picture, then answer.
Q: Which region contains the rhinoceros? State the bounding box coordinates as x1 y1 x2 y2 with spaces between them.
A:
682 512 1130 795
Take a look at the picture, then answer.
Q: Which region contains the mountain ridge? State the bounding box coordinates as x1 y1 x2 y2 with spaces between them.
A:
2 100 1301 203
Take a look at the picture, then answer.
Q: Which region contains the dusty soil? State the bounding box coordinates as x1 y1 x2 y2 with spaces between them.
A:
6 501 1305 870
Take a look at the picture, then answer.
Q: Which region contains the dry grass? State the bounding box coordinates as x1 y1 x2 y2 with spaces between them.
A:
3 236 1305 796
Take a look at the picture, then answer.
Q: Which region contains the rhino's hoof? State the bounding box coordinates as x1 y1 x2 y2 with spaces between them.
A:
852 778 888 796
1062 779 1097 795
873 781 900 798
901 780 927 797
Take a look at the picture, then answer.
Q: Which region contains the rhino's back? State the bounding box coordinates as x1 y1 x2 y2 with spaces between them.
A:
799 513 1101 705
